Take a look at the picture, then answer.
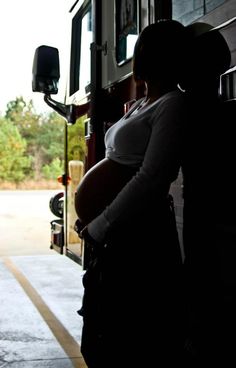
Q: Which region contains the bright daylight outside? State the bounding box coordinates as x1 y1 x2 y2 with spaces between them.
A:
0 0 84 254
0 2 86 366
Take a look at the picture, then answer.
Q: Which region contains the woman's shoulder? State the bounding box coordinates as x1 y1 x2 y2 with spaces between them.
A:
150 89 186 114
162 88 185 102
150 89 187 125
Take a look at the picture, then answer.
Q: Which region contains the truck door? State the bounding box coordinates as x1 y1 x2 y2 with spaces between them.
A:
65 0 94 264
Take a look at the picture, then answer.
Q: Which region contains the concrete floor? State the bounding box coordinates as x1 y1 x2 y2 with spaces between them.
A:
0 190 58 257
0 254 87 367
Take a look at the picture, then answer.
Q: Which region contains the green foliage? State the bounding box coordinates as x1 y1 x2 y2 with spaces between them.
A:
67 117 87 162
39 111 65 164
42 158 64 180
0 96 87 185
0 118 31 182
5 97 65 180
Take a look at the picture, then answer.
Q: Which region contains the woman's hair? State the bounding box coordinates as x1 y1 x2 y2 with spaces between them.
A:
132 19 188 84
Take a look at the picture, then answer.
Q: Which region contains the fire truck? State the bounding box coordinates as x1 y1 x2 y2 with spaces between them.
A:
32 0 236 266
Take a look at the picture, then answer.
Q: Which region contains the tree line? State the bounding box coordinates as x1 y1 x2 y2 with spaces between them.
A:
0 96 86 186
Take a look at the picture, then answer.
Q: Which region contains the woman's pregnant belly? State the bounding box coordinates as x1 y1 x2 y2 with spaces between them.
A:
75 158 137 225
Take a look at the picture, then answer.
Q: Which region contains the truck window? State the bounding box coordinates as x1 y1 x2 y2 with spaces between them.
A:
70 3 92 95
172 0 226 25
140 0 155 29
116 0 139 65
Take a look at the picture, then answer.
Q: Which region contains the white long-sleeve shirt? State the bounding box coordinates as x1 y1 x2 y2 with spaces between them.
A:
88 89 186 242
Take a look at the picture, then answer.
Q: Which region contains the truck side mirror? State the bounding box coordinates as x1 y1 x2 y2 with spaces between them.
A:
32 45 60 95
32 44 88 124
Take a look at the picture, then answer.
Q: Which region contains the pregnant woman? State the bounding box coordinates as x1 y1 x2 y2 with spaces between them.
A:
75 20 189 368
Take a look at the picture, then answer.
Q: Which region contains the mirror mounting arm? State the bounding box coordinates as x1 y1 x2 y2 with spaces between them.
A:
44 95 90 124
44 94 76 124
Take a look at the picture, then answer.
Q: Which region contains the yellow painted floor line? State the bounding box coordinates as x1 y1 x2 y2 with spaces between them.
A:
3 257 87 368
